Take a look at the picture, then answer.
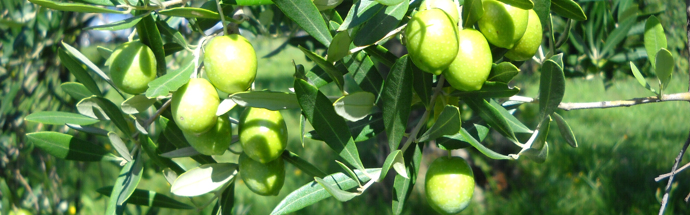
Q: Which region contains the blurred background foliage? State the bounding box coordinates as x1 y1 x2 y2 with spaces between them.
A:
1 0 690 214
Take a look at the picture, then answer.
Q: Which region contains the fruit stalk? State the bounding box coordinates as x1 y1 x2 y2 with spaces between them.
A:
400 76 445 153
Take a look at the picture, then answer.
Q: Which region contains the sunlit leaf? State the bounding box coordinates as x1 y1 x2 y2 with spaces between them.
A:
353 0 408 46
171 163 238 197
145 60 193 98
85 12 150 31
538 60 565 122
229 91 299 110
418 105 461 143
25 111 99 125
464 97 518 142
333 91 375 121
29 0 125 13
497 0 534 10
273 0 333 46
550 0 587 21
271 169 380 215
644 15 667 68
338 0 384 31
96 186 194 209
656 48 673 91
121 95 156 114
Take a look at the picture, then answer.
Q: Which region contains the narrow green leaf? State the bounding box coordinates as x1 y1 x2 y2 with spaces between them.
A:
489 100 532 133
66 124 110 136
29 0 125 13
298 46 345 92
338 0 384 31
145 60 193 98
522 142 548 163
551 112 577 148
294 79 365 171
437 123 489 150
61 42 112 84
282 150 327 178
121 95 156 114
550 0 587 21
531 118 550 150
334 160 361 187
353 0 408 46
333 92 376 121
116 152 143 205
381 55 413 150
343 52 384 96
497 0 534 10
550 53 564 68
418 105 461 143
230 91 299 110
217 182 235 215
314 177 360 202
464 97 518 142
80 97 132 137
217 99 237 116
61 82 94 100
375 0 403 6
449 82 520 98
629 62 656 93
487 62 519 83
136 11 166 76
84 12 150 31
157 19 189 49
106 154 143 215
271 169 380 215
26 132 117 162
140 135 185 175
273 0 333 46
327 31 352 63
411 63 433 107
462 0 484 28
96 186 193 209
460 127 512 160
224 0 274 5
644 15 667 68
656 48 673 91
158 7 231 20
391 143 421 214
108 132 132 162
58 48 102 97
25 111 99 125
171 163 238 197
379 150 406 182
538 60 565 122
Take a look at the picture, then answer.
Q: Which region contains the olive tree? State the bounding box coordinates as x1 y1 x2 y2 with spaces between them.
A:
8 0 690 214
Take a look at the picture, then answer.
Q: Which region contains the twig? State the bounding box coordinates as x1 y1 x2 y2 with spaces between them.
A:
655 162 690 181
659 129 690 215
659 2 690 213
400 76 445 153
348 24 407 54
508 92 690 111
131 99 172 139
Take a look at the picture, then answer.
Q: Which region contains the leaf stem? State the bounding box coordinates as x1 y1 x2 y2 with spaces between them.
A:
400 76 445 153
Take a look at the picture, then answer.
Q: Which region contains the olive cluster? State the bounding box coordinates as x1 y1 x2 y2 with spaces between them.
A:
405 0 543 92
107 34 287 196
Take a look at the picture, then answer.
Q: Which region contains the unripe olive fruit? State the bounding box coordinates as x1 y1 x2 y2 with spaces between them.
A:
477 0 528 49
107 41 157 94
425 156 475 214
239 107 287 163
419 0 460 25
405 9 459 75
504 9 543 61
204 35 257 94
171 78 220 134
443 29 493 91
239 152 285 196
183 116 231 155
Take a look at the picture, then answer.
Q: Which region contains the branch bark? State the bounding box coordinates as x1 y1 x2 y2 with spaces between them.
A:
508 92 690 111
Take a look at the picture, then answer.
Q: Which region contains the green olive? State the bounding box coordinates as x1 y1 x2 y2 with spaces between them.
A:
505 9 543 61
183 116 231 155
425 156 475 214
239 107 288 163
477 0 528 49
443 29 493 91
171 78 219 134
419 0 460 25
107 41 157 95
204 35 257 94
239 152 285 196
405 9 459 75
